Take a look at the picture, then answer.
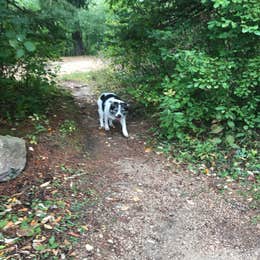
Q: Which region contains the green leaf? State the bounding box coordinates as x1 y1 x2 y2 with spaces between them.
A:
215 106 226 111
48 235 55 245
226 135 234 145
9 39 18 48
16 34 25 42
226 135 238 148
24 41 36 52
211 137 222 145
227 120 235 128
35 244 47 251
210 125 224 134
0 220 8 229
16 48 25 58
48 236 58 249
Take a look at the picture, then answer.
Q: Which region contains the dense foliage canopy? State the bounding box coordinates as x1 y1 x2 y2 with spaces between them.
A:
0 0 107 119
107 0 260 144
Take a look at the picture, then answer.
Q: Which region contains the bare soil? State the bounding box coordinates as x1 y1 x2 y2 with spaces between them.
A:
1 56 259 259
54 56 108 75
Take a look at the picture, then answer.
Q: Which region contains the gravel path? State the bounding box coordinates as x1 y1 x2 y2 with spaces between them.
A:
60 57 260 260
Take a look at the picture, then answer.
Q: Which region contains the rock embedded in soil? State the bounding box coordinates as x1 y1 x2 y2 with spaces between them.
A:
0 135 27 182
85 244 94 251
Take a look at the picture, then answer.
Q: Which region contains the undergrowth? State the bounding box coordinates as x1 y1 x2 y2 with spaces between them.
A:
154 132 259 206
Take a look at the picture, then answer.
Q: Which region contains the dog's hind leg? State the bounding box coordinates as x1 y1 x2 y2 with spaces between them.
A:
104 104 111 131
104 114 110 131
97 99 105 129
98 108 104 129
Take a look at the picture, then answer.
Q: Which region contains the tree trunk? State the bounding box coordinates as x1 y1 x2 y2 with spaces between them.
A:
72 30 85 56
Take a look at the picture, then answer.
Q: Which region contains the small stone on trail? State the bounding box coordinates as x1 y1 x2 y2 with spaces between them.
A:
85 244 94 251
120 205 130 211
107 239 114 244
132 196 140 202
40 181 51 188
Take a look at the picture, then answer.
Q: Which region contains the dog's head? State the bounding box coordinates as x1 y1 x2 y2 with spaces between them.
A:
109 101 129 120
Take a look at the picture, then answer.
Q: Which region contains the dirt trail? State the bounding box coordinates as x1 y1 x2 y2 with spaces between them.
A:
56 56 107 75
60 57 260 260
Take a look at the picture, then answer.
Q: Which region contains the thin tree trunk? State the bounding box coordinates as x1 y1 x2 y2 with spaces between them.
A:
72 30 85 56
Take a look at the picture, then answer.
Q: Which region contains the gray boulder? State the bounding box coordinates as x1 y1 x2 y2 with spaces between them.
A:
0 135 27 182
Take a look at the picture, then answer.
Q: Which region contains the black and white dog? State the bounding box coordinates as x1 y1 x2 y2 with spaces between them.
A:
97 93 129 137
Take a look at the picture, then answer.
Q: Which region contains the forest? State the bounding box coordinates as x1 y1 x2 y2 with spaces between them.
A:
0 0 259 258
1 0 259 181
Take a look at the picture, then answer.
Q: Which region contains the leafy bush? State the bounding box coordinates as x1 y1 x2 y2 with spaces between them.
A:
107 0 259 140
59 120 77 136
159 50 259 143
0 0 74 121
0 77 59 120
106 0 260 180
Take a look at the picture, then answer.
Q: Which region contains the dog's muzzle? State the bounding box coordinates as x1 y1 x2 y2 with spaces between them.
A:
115 114 122 121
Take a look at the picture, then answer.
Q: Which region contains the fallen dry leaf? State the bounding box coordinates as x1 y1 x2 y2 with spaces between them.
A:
135 188 143 193
65 209 71 215
132 196 140 202
4 238 18 244
3 221 15 230
43 224 53 229
33 236 47 243
68 232 80 237
204 168 210 174
69 251 77 256
41 215 55 224
120 205 130 211
40 181 51 188
16 229 31 237
2 246 16 253
30 220 38 226
6 198 22 208
247 174 255 182
19 208 28 212
54 216 62 223
144 147 152 153
81 225 89 231
50 249 59 256
63 239 71 246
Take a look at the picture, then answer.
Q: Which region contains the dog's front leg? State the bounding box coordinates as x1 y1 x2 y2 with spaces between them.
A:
120 118 129 137
109 119 115 128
